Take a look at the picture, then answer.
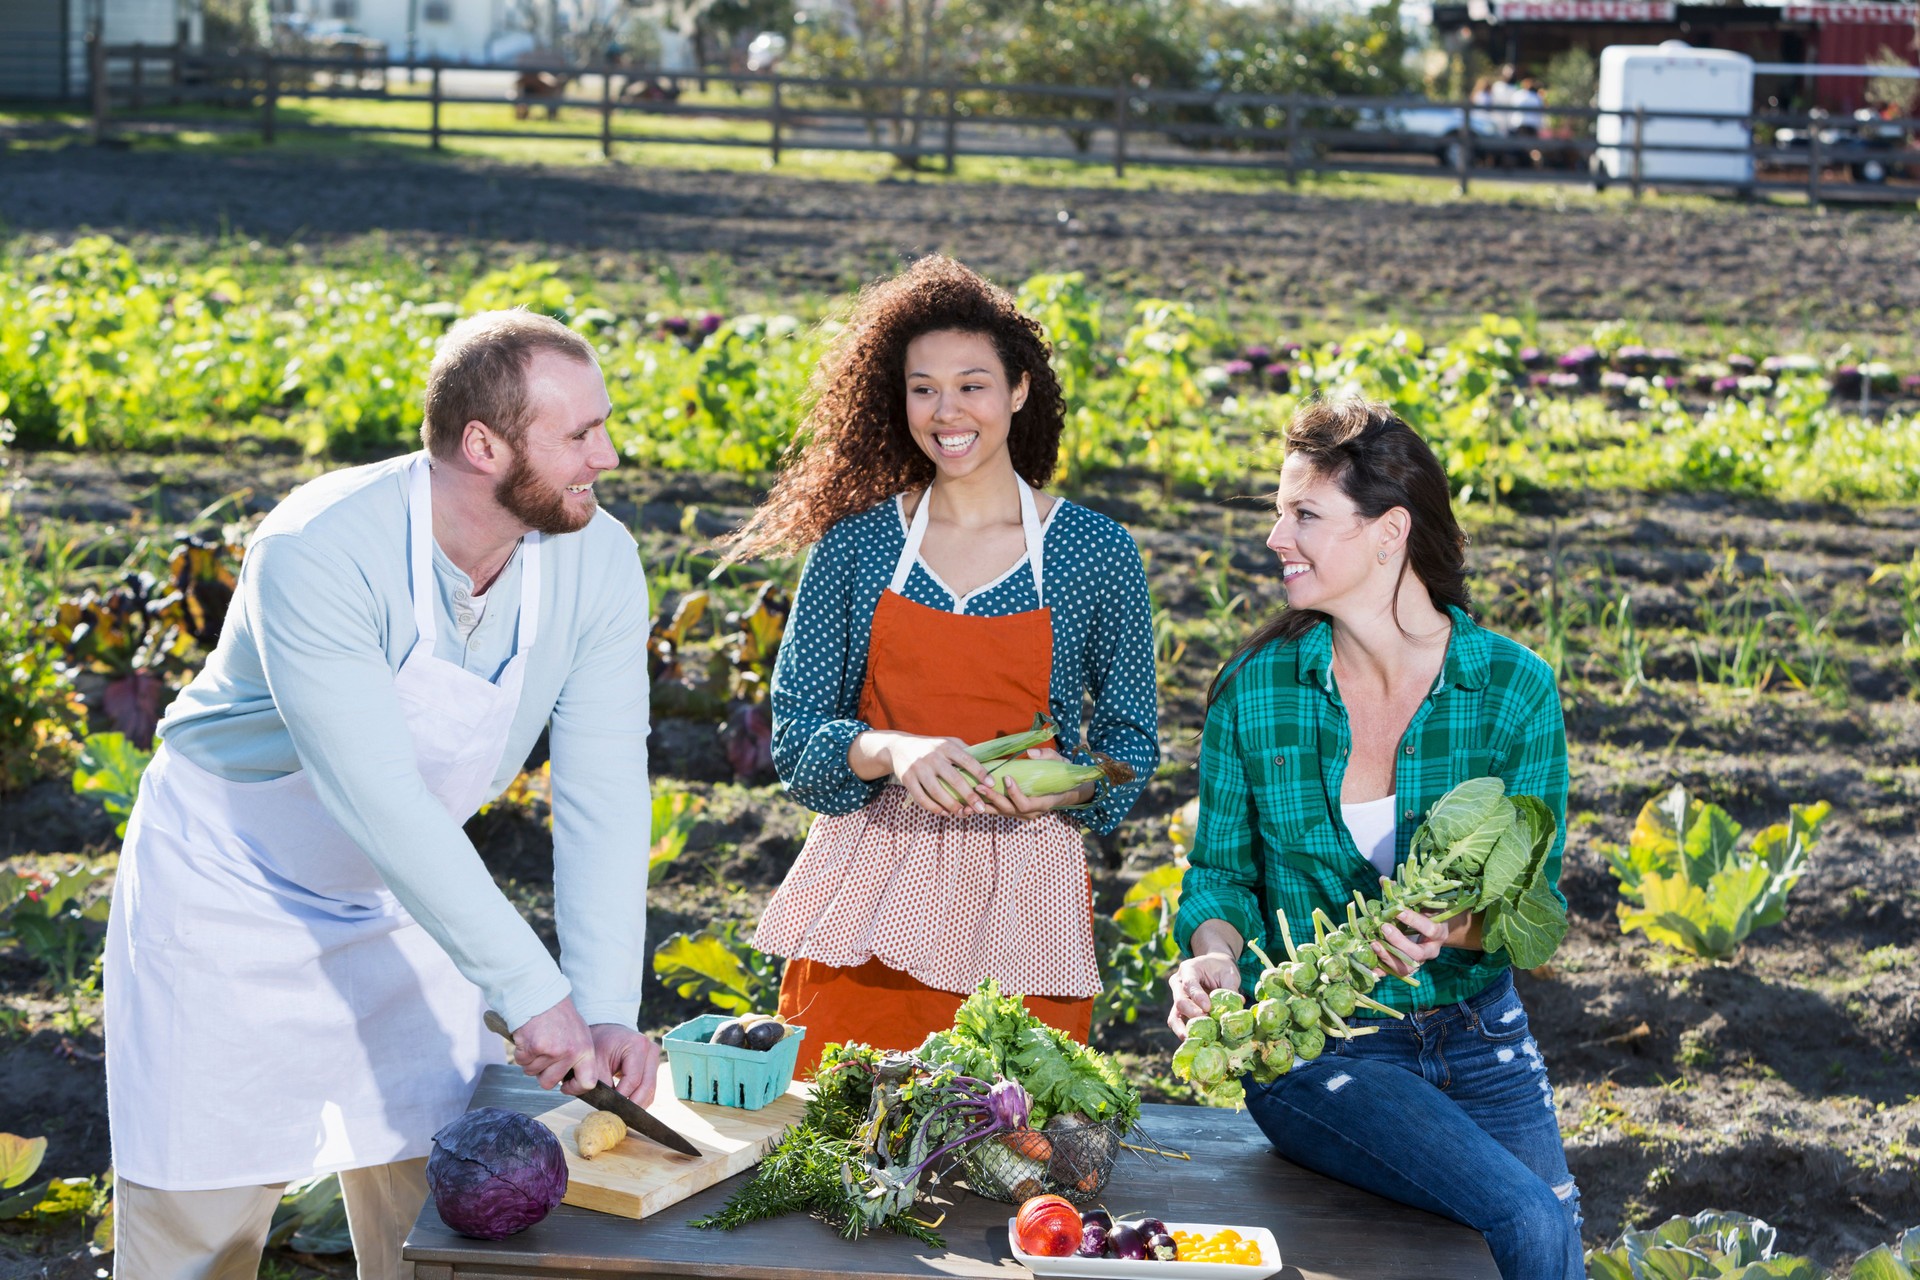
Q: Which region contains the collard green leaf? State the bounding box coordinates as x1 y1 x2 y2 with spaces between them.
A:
1442 800 1517 880
1583 1248 1636 1280
650 926 770 1016
1424 777 1507 848
73 733 153 839
1483 870 1567 969
1701 862 1775 959
1617 872 1714 958
1487 794 1556 910
1476 814 1534 907
267 1174 352 1255
1682 801 1744 890
0 1135 46 1192
1674 1209 1778 1265
1723 1259 1829 1280
0 1177 53 1221
1636 1245 1720 1280
1848 1243 1918 1280
1748 801 1828 928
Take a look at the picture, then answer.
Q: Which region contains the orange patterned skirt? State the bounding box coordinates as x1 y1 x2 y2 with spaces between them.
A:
754 786 1098 1076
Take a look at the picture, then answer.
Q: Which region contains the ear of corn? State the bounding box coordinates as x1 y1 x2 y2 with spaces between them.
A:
966 714 1058 764
937 752 1135 803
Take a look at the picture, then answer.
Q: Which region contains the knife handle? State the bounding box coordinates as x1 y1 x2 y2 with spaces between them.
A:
486 1010 593 1089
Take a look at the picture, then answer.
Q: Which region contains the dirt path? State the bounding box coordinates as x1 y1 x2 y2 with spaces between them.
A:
5 148 1920 334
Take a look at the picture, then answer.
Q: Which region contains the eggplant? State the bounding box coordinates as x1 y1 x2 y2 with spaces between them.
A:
1137 1217 1167 1239
711 1020 747 1048
1077 1224 1109 1258
1081 1208 1113 1232
1107 1223 1146 1261
1146 1232 1177 1262
743 1020 786 1051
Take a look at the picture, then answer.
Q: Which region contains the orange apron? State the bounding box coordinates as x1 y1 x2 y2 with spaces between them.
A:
769 482 1095 1075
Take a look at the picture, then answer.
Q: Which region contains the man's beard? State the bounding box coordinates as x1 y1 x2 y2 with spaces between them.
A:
495 451 595 536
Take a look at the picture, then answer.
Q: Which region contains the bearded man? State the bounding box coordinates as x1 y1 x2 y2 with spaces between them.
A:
104 310 655 1279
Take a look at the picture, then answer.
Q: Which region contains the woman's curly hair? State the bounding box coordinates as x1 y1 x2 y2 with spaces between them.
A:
720 255 1065 562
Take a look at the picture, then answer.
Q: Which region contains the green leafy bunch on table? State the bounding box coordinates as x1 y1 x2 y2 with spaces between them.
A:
694 981 1140 1246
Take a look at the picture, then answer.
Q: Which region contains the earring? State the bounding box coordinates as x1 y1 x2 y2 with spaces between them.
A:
1377 549 1389 563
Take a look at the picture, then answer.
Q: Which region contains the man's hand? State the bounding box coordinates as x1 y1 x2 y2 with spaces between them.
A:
512 997 599 1093
591 1024 662 1108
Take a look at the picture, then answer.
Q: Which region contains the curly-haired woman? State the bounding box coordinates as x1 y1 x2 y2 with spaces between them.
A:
724 256 1159 1072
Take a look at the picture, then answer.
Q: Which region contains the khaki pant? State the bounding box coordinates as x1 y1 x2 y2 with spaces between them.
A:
114 1157 428 1280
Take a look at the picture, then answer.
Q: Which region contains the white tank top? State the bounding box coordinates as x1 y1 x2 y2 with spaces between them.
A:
1341 793 1399 878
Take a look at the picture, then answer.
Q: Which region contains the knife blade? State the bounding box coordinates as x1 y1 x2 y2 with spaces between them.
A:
485 1011 702 1158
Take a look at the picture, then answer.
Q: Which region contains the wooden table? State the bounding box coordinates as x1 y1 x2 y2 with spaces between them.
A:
404 1065 1496 1280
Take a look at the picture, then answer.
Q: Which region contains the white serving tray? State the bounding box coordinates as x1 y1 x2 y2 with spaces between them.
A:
1006 1219 1283 1280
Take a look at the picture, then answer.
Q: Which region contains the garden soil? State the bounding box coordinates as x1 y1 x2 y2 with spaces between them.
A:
4 146 1920 333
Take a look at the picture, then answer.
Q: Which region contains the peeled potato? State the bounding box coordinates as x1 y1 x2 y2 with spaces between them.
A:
574 1109 627 1159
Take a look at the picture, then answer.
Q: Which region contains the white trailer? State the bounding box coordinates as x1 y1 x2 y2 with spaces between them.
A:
1595 42 1755 188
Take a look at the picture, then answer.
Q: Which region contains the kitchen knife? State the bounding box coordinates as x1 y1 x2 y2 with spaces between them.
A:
484 1010 702 1157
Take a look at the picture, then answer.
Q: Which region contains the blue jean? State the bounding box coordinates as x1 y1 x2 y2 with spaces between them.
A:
1242 971 1583 1280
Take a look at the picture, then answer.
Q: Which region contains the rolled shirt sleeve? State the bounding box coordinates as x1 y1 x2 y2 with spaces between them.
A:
770 525 885 816
548 543 652 1029
1174 685 1266 982
1494 651 1571 914
1061 525 1158 836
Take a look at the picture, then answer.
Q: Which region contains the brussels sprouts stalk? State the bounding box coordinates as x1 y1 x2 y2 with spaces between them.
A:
1172 778 1567 1108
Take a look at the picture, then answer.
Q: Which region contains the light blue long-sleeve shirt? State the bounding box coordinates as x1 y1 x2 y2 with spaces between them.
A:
157 453 651 1030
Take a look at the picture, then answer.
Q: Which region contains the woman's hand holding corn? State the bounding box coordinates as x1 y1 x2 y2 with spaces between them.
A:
860 731 993 816
973 747 1095 819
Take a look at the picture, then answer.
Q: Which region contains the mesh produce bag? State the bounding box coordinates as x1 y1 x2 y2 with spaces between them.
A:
959 1117 1124 1206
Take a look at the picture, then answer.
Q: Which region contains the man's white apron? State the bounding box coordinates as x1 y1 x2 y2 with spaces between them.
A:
105 457 542 1191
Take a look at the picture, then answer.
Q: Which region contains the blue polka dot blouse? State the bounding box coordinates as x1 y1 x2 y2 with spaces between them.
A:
769 492 1160 836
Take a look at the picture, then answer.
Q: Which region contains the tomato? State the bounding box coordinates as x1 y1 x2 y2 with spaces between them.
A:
1015 1195 1082 1257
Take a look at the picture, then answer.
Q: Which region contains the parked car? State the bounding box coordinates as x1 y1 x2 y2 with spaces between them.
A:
1349 105 1504 170
1775 108 1913 184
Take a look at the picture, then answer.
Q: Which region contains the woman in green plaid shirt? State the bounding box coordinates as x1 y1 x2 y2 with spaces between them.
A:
1167 401 1582 1278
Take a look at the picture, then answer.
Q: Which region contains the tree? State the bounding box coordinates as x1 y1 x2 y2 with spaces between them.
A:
1865 44 1920 117
1197 0 1419 143
791 0 993 161
501 0 630 63
974 0 1206 152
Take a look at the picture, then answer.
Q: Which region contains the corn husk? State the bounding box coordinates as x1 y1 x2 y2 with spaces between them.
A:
967 714 1058 764
939 752 1135 803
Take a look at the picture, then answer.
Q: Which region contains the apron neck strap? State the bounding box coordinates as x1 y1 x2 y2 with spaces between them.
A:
890 477 1046 608
409 455 542 652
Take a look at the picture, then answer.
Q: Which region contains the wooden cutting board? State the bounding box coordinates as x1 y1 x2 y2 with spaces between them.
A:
533 1068 808 1220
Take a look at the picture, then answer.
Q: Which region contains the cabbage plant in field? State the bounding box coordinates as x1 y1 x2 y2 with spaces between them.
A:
1585 1211 1920 1279
1608 785 1828 962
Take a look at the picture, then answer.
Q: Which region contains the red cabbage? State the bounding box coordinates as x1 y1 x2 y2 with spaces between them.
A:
426 1108 568 1240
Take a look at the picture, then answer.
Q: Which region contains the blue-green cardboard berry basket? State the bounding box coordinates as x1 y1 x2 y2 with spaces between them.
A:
663 1014 808 1110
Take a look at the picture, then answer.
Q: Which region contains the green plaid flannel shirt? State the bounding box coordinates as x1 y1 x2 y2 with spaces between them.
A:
1173 607 1569 1014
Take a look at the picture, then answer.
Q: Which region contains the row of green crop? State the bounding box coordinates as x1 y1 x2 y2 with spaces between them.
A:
6 236 1920 502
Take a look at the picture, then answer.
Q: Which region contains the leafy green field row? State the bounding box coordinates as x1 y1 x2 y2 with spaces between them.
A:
6 236 1920 503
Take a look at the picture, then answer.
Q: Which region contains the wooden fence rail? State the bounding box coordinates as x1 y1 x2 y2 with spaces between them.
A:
79 42 1920 204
